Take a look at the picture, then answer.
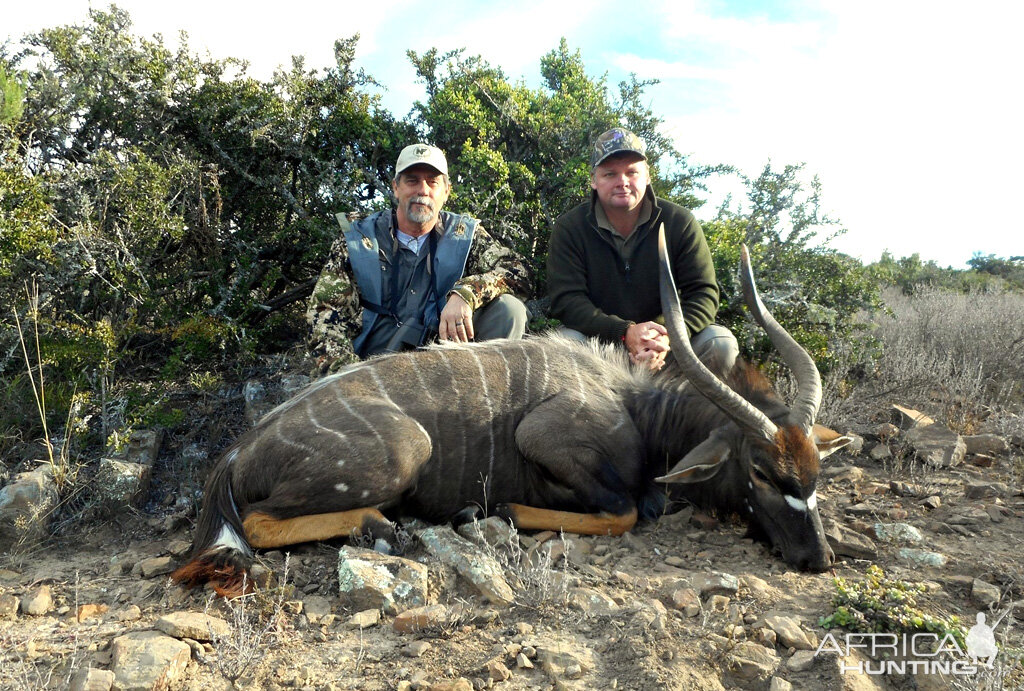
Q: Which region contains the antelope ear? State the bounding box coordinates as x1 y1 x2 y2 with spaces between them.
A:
655 430 731 484
812 423 855 459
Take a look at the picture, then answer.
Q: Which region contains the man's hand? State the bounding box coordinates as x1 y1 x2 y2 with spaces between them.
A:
624 321 670 372
439 293 474 342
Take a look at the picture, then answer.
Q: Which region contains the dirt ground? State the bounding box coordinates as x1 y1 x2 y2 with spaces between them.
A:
2 393 1024 690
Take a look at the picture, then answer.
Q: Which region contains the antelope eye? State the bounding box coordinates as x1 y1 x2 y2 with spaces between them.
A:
751 466 772 485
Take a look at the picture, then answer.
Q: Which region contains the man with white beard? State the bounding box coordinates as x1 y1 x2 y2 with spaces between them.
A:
307 143 528 370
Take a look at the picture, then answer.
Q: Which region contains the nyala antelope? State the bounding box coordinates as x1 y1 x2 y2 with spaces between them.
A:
173 227 852 596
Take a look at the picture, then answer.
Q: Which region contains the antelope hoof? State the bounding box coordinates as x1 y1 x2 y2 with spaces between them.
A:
360 514 398 546
452 504 485 527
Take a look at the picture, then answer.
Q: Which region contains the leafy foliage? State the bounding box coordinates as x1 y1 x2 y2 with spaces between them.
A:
705 163 882 373
820 565 968 650
408 39 719 289
868 250 1024 294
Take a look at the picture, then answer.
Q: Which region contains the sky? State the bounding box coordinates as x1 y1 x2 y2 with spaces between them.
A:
5 1 1022 268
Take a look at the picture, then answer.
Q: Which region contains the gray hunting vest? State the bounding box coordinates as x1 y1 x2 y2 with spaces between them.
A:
343 210 477 356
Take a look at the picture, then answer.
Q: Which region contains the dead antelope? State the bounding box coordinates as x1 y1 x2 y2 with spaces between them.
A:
173 226 852 595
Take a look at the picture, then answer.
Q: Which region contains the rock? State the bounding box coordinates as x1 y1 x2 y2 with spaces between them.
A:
485 659 512 681
963 480 1008 499
402 641 432 658
114 605 142 622
69 667 116 691
536 641 595 678
416 525 514 607
723 640 779 688
739 574 776 600
156 612 231 641
92 458 152 511
905 425 965 468
860 481 889 496
764 614 816 650
786 649 817 672
871 522 923 544
133 556 175 578
0 593 20 619
821 518 877 560
964 434 1008 456
302 594 333 623
243 380 269 426
867 443 892 461
707 595 730 618
971 578 1001 606
986 505 1012 523
889 481 921 497
568 586 619 615
337 546 428 615
0 465 58 551
516 652 534 669
948 506 992 525
843 432 865 455
877 422 900 440
968 454 996 468
76 603 109 622
119 429 163 467
280 373 310 397
20 584 53 616
110 630 191 691
821 465 863 483
668 587 701 617
346 609 381 629
693 571 739 596
892 404 935 429
922 495 941 509
393 604 453 634
896 548 947 567
456 516 515 548
427 680 473 691
769 678 793 691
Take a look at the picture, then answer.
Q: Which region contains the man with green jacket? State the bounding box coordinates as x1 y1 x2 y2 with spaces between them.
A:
547 127 737 374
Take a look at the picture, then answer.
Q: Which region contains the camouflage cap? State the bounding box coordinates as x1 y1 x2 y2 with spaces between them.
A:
395 143 449 176
590 127 647 168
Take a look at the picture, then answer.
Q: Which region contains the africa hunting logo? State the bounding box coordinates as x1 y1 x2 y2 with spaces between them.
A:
815 608 1015 677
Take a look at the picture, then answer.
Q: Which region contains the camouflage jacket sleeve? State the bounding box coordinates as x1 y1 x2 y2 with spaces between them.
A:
305 231 362 372
446 224 530 311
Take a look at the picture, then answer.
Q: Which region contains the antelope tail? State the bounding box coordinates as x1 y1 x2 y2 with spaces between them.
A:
171 451 255 597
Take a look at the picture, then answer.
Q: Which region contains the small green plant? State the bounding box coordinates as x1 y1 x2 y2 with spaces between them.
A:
819 564 967 650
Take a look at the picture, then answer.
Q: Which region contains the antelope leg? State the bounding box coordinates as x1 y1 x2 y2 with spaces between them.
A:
498 504 638 536
243 507 392 548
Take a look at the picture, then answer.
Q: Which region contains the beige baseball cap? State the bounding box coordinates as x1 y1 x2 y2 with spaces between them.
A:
395 143 448 176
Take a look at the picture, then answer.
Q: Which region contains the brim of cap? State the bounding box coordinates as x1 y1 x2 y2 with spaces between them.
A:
592 150 648 167
396 162 448 176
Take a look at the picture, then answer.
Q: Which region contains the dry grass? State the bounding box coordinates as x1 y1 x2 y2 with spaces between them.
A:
821 286 1024 437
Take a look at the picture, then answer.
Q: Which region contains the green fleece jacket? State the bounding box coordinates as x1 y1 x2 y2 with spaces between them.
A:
547 187 720 343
